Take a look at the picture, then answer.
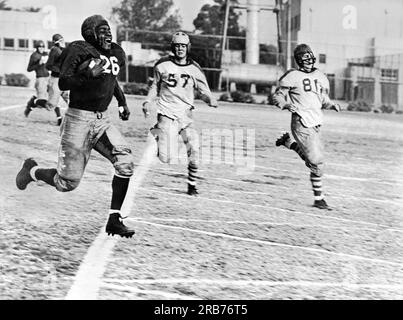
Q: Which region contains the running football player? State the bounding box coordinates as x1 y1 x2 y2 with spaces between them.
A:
16 15 135 237
142 31 218 195
46 33 69 126
273 44 340 210
24 41 52 118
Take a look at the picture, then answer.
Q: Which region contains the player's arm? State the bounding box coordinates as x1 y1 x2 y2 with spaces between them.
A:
27 54 40 72
194 67 218 108
59 45 105 91
45 48 55 71
272 72 298 113
142 67 160 118
114 80 130 120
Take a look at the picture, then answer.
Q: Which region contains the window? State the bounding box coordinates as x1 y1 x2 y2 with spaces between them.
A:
18 39 29 49
319 54 326 64
381 69 398 81
4 38 14 49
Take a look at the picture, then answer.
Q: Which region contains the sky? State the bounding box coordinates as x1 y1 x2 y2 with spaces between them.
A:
7 0 278 44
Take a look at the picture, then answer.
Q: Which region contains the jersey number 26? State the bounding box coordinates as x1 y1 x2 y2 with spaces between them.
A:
99 55 120 76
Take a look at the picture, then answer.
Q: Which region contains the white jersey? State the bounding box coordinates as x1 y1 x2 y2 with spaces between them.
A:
273 68 331 127
145 56 214 121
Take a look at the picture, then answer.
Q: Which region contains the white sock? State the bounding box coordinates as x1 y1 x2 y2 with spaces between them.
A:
30 166 38 182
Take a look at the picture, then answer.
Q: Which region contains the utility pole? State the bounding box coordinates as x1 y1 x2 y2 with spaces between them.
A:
286 0 292 70
218 0 230 91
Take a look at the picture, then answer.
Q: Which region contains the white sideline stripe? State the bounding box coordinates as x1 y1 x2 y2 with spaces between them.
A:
126 217 401 234
135 220 403 267
103 278 403 290
100 283 199 300
65 135 157 300
138 187 403 232
0 104 24 111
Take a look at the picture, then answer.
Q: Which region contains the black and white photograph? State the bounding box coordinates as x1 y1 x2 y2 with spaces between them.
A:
0 0 402 303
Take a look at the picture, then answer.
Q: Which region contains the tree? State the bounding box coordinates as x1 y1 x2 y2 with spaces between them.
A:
112 0 182 49
193 0 244 38
259 44 278 65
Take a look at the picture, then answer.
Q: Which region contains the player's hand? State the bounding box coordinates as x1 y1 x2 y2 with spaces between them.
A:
330 103 341 112
118 105 130 121
89 59 106 78
142 101 150 118
283 104 298 113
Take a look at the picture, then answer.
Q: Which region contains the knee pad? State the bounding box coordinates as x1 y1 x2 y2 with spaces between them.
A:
306 162 324 177
55 176 80 192
113 146 135 177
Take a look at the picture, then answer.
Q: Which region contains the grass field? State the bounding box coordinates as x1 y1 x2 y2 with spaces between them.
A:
1 86 403 300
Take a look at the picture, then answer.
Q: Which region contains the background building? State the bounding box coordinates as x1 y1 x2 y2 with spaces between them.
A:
0 5 117 86
279 0 403 110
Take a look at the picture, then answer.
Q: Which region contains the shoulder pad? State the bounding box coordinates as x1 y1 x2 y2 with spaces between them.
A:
68 40 100 58
154 56 171 68
190 59 203 72
279 68 298 82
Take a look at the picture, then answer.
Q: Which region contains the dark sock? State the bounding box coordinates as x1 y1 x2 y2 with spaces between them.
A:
110 175 130 211
35 168 57 186
35 99 47 108
54 106 61 118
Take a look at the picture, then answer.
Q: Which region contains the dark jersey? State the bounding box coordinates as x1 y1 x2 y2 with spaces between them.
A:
27 51 49 78
59 41 126 112
46 45 63 77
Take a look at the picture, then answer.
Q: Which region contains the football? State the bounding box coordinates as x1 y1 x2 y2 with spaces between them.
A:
77 58 102 73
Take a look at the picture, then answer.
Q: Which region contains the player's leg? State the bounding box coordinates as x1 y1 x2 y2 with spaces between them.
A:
180 121 200 195
150 114 176 164
291 120 329 209
47 76 62 125
16 108 91 192
94 120 135 238
275 132 306 161
33 77 51 110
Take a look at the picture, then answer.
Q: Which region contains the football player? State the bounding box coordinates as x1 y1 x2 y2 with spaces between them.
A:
25 40 51 118
16 15 135 237
45 33 70 126
272 44 340 210
142 31 218 195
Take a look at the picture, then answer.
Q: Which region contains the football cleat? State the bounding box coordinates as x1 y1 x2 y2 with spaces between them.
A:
275 132 290 147
16 158 38 190
105 212 135 238
187 184 199 196
313 199 332 210
24 96 36 117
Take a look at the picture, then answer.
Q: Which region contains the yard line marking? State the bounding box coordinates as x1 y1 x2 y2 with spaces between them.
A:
0 104 25 111
135 220 403 267
126 217 401 234
65 135 157 300
254 165 403 187
150 183 403 208
104 278 403 291
138 187 403 232
100 283 199 300
134 163 403 206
